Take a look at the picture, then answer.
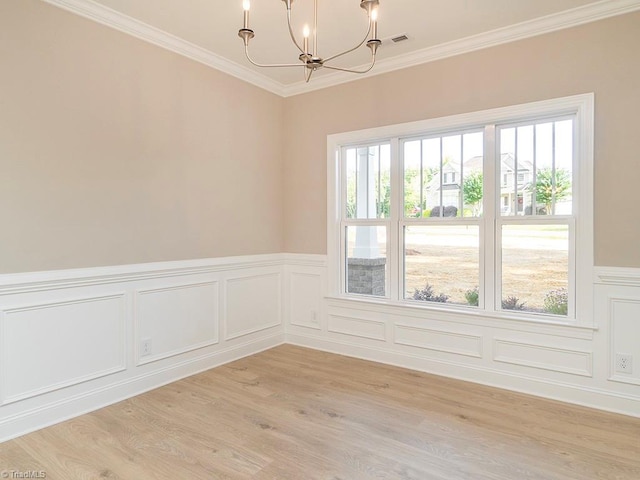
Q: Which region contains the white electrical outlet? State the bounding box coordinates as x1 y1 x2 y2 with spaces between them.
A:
615 354 633 374
310 309 318 324
141 338 152 357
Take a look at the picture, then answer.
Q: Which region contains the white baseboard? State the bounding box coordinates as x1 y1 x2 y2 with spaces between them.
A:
0 254 286 442
287 332 640 418
283 260 640 419
1 333 283 442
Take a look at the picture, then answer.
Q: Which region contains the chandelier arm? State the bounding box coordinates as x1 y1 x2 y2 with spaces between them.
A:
244 46 304 68
286 9 306 55
322 21 372 63
323 56 377 74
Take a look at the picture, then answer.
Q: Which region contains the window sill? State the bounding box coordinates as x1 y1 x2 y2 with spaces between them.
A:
325 295 598 340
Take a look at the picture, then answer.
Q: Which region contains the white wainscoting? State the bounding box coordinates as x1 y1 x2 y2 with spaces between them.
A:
0 255 285 442
287 271 322 330
135 281 219 366
395 323 483 358
328 314 387 341
2 256 639 441
596 268 640 388
492 338 593 377
285 256 640 417
225 272 282 340
1 294 126 405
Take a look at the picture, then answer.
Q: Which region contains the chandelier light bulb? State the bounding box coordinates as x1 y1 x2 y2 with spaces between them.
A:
242 0 250 29
303 24 310 53
371 8 378 39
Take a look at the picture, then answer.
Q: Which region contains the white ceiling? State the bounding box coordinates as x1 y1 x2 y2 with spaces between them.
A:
45 0 640 96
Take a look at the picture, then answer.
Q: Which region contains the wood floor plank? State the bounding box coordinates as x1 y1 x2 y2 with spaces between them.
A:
1 344 639 479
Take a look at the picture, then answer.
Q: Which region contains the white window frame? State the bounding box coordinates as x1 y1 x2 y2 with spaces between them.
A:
327 94 594 327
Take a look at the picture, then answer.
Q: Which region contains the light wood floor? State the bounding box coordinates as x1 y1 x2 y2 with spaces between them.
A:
2 345 639 479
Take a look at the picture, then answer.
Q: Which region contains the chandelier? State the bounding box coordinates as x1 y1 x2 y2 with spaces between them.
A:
238 0 381 83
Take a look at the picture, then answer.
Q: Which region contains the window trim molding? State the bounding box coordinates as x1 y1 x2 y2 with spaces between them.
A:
327 93 594 327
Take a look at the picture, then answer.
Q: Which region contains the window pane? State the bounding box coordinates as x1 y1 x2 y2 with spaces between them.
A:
500 224 569 315
404 140 422 217
404 131 483 219
345 144 391 219
346 226 387 297
404 225 479 306
500 119 573 217
462 131 484 217
500 127 533 216
440 135 462 217
533 121 573 215
552 120 573 215
422 138 442 217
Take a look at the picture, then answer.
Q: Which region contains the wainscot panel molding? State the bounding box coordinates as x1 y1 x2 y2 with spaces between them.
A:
2 258 639 441
285 258 640 417
327 314 387 342
0 255 286 442
595 266 640 287
594 266 640 388
287 271 322 330
607 297 640 386
324 296 598 340
492 338 593 377
224 272 282 341
1 294 126 405
394 324 483 358
0 255 284 296
135 281 219 366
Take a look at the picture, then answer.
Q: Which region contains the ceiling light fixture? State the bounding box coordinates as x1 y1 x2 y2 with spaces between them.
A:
238 0 381 83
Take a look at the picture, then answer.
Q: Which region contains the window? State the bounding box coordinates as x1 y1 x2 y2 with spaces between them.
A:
328 94 594 325
343 144 391 296
443 172 457 184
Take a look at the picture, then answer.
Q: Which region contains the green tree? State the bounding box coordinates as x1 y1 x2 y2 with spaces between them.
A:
346 175 357 218
377 170 391 218
404 167 421 217
463 172 483 216
404 167 438 217
534 168 571 214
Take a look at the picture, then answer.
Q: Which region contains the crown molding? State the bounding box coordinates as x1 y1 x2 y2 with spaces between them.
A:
41 0 287 97
42 0 640 98
283 0 640 96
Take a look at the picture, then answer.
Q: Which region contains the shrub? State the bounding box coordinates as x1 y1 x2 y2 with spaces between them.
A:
501 296 526 310
465 286 479 306
544 287 568 315
412 284 449 303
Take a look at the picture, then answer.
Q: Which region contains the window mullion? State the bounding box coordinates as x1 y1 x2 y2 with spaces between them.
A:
460 134 464 217
483 124 497 312
335 148 346 296
439 137 444 216
390 137 402 301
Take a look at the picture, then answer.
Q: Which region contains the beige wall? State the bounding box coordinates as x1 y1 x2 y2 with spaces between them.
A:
0 0 284 273
283 11 640 268
2 3 639 273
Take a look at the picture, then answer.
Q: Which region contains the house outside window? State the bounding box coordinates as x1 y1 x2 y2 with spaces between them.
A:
328 94 594 326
